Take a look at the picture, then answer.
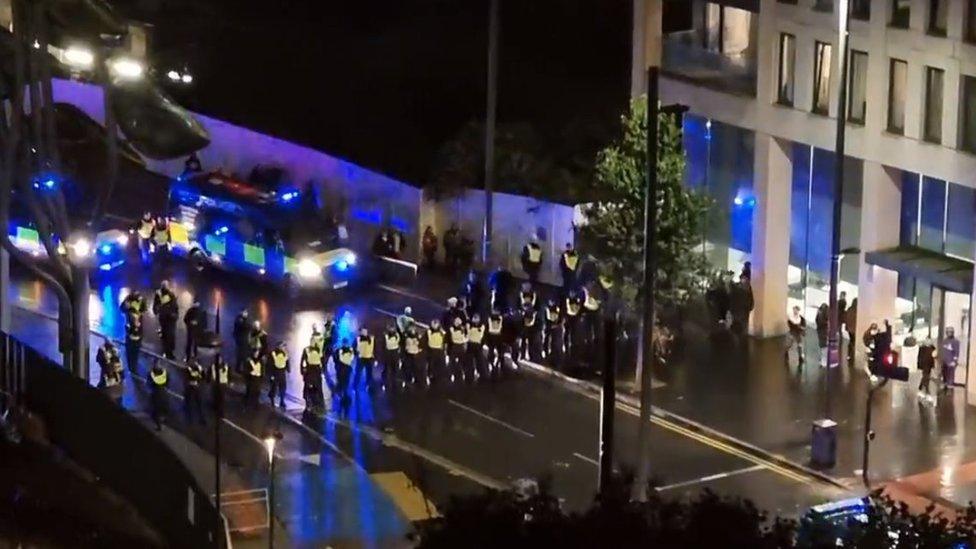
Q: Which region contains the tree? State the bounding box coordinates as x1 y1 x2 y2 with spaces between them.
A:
579 96 711 310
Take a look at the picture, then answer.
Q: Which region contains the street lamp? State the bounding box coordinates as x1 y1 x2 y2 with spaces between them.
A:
63 46 94 70
263 432 282 549
108 57 144 80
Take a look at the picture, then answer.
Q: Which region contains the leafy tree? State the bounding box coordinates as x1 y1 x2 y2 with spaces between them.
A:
579 96 712 309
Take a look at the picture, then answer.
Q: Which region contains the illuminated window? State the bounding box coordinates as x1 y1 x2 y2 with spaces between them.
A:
924 67 944 144
848 51 868 124
777 33 796 106
887 59 907 134
812 41 832 115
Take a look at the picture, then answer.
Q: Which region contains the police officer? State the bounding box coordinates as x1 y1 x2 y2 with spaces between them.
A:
268 342 289 408
135 212 154 260
210 353 230 415
183 299 206 359
184 357 206 425
461 270 486 316
518 303 541 362
233 309 251 372
322 312 337 355
310 324 325 354
564 290 583 360
243 348 263 410
248 320 268 359
467 313 487 379
120 290 148 318
521 238 543 283
581 282 602 358
383 323 401 387
301 337 325 410
334 338 355 398
148 360 169 431
403 327 423 385
355 328 377 391
543 298 564 366
560 242 580 291
98 339 124 405
442 297 468 328
124 311 143 373
485 308 506 374
448 316 468 382
153 280 179 359
152 216 170 254
426 319 447 384
519 282 538 311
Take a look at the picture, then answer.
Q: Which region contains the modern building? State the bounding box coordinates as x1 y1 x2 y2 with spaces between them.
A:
634 0 976 397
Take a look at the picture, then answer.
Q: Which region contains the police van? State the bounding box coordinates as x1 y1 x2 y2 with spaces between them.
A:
160 171 365 292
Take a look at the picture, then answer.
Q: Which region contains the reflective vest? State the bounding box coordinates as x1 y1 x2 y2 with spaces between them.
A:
155 289 172 305
405 335 421 355
384 332 401 351
271 350 288 370
357 336 375 359
427 329 445 350
102 347 122 371
599 276 614 291
137 219 154 239
249 331 265 349
566 298 581 317
126 321 142 341
526 244 542 263
584 290 600 312
562 252 579 271
520 291 537 308
248 357 262 377
546 306 560 323
450 326 468 345
104 371 121 387
523 312 537 328
123 296 145 314
214 363 229 385
304 346 323 367
153 225 169 245
311 332 324 352
488 316 503 335
337 348 355 366
469 324 485 344
150 368 167 387
187 364 203 385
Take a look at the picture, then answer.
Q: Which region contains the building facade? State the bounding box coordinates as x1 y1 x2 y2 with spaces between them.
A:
635 0 976 396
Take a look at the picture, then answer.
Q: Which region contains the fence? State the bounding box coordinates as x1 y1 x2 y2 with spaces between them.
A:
0 332 226 549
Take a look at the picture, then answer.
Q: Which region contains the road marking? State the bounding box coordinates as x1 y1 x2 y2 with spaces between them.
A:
447 399 535 438
655 465 765 493
377 284 442 307
371 471 439 521
572 452 599 466
374 307 429 329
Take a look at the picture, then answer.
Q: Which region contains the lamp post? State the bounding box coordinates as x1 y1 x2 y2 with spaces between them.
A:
482 0 499 265
263 432 281 549
67 233 93 381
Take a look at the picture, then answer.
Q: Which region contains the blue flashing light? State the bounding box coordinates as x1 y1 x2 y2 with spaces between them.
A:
733 196 744 206
43 179 56 189
99 244 113 255
99 263 113 271
32 178 57 191
280 191 299 203
216 225 229 235
335 260 349 272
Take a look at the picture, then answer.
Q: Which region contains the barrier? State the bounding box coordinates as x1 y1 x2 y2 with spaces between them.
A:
0 333 226 549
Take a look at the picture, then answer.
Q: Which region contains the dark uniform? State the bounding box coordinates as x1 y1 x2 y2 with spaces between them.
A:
233 311 251 372
520 241 543 283
120 292 148 318
467 318 487 379
152 285 179 359
322 317 337 355
448 321 469 381
564 293 583 360
268 346 289 407
183 302 206 359
334 343 355 397
124 313 143 373
403 330 423 384
243 352 263 409
486 312 506 373
560 246 580 290
248 325 269 359
519 288 538 311
148 363 169 431
543 300 564 366
518 306 541 362
210 355 230 415
183 358 206 425
426 324 447 383
355 333 377 390
301 344 325 409
581 285 602 359
383 328 401 387
97 342 123 405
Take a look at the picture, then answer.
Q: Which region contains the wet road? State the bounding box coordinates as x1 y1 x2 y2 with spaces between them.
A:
8 256 846 543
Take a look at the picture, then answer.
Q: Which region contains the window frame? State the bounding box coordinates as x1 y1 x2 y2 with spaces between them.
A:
777 33 796 106
847 50 869 125
923 66 945 144
890 0 911 28
887 58 908 134
928 0 948 36
812 41 833 116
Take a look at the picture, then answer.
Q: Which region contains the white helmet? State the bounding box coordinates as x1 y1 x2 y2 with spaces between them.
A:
404 306 412 315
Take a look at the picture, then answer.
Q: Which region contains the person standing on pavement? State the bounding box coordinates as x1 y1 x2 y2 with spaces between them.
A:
837 291 848 332
152 280 179 359
728 276 754 335
120 290 148 318
210 353 230 415
489 265 514 313
334 338 355 398
559 243 580 291
124 312 143 373
148 360 169 431
518 303 541 362
543 298 564 366
152 216 170 255
442 297 468 328
448 316 468 382
267 342 289 408
300 337 325 410
355 328 377 391
403 327 423 385
520 237 543 283
786 306 806 364
941 327 960 392
844 299 858 363
862 322 880 367
397 307 416 337
233 309 250 372
815 303 830 367
519 282 538 311
382 323 401 388
183 357 206 425
444 223 461 272
564 290 583 361
422 226 438 267
917 338 936 403
183 300 206 359
426 319 447 383
581 282 601 354
467 313 487 380
243 348 264 410
321 312 337 355
461 270 486 316
135 213 155 261
248 320 268 360
485 309 505 375
98 339 123 405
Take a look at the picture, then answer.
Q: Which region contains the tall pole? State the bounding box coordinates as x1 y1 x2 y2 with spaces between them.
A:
598 315 617 495
214 379 222 548
268 452 275 549
482 0 499 265
632 66 659 502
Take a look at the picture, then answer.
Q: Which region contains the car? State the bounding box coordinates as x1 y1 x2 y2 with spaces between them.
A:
8 223 130 273
157 171 369 292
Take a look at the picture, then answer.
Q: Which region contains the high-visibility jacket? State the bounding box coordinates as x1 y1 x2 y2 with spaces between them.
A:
561 251 579 271
565 298 581 317
154 289 173 306
525 244 542 263
153 224 169 245
150 368 167 387
427 329 445 350
405 335 421 355
546 305 561 323
103 371 121 387
336 347 355 366
357 336 375 359
247 357 262 377
126 321 143 341
311 332 324 352
137 219 154 239
303 346 323 367
583 289 600 312
488 316 504 335
212 363 229 385
384 332 401 351
449 326 468 345
469 324 485 344
187 363 204 386
520 291 537 308
249 330 266 351
271 349 288 370
523 311 538 328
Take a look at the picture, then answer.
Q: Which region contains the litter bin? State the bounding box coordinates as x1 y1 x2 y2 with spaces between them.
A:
811 419 837 468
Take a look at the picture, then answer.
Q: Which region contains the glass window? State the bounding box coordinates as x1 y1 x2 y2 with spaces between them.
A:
891 0 911 27
962 76 976 153
924 67 944 144
848 51 868 124
919 177 947 253
814 0 834 12
852 0 871 20
900 171 920 247
777 33 796 106
946 182 976 260
813 41 832 115
967 0 976 42
888 59 907 133
929 0 948 35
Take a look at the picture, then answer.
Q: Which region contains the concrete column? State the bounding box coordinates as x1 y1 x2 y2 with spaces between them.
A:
854 162 901 337
750 133 793 338
966 271 976 401
631 0 662 97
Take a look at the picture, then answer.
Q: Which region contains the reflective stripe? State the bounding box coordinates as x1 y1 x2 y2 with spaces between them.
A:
384 333 400 350
469 325 485 343
105 374 120 387
523 314 536 327
527 245 541 263
450 327 468 344
338 349 354 365
546 307 560 322
405 337 421 355
520 292 536 307
488 318 503 334
248 359 262 377
272 351 288 369
216 366 229 384
584 291 600 311
305 347 322 366
566 300 580 316
428 330 445 349
562 252 578 271
357 336 375 359
150 369 167 386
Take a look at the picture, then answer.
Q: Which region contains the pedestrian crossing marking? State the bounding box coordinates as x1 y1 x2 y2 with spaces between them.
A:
371 471 439 521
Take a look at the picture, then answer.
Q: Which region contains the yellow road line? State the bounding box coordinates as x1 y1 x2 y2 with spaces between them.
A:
371 471 440 521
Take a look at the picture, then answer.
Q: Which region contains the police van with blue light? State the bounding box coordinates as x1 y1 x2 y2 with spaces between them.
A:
157 171 365 291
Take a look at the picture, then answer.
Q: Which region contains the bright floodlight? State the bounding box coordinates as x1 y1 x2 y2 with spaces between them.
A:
297 259 321 279
263 436 277 463
64 47 94 69
166 70 180 81
110 57 144 80
69 236 92 259
181 73 193 84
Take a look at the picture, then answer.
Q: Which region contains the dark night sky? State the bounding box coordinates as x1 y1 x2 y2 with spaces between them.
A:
115 0 632 185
